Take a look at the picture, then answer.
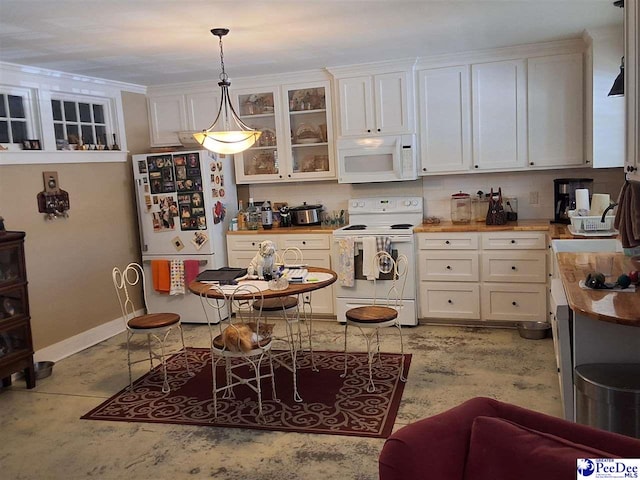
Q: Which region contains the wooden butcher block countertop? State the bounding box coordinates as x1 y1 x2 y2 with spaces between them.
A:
557 252 640 326
414 219 552 233
227 225 337 234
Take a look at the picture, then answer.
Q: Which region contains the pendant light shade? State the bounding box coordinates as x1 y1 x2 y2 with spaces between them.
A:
193 28 261 154
608 57 624 97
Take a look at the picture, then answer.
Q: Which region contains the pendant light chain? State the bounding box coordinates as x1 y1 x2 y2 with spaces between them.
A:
218 34 228 82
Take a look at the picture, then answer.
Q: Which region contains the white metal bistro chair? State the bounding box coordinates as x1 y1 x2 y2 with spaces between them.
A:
251 247 315 402
341 251 408 392
200 283 278 421
111 262 191 394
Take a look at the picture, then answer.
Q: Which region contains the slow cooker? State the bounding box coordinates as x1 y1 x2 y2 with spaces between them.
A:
290 203 323 225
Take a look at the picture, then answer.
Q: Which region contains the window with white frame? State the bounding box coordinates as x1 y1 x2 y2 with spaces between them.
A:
0 91 30 144
51 96 110 148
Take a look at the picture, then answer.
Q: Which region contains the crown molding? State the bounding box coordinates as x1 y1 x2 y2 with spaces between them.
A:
0 61 146 94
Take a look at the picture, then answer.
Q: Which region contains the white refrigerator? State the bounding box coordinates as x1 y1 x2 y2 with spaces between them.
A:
132 149 237 323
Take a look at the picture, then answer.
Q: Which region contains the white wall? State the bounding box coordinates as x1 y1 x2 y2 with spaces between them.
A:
248 167 625 223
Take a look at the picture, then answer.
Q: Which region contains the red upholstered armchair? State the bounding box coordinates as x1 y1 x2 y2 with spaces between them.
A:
379 397 640 480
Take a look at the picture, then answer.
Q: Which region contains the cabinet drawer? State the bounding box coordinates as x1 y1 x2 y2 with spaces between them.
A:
227 236 269 251
418 251 479 281
480 283 547 321
482 251 547 283
282 235 330 250
417 233 478 250
419 282 480 319
481 231 546 250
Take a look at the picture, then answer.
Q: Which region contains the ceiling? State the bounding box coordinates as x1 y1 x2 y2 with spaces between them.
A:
0 0 623 87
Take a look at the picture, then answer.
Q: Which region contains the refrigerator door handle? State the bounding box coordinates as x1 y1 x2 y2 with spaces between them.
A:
135 178 148 252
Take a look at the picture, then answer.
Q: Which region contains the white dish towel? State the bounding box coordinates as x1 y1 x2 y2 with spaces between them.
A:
361 237 378 280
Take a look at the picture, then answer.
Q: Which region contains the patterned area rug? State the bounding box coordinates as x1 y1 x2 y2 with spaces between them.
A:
81 348 411 438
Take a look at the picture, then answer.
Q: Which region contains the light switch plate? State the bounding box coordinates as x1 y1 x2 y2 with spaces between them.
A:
43 171 60 193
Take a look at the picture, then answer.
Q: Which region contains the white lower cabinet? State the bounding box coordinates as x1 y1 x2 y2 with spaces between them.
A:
480 283 547 322
419 282 480 320
226 233 334 316
417 231 548 323
417 232 479 320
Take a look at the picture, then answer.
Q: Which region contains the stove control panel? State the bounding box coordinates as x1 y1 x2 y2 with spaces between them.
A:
348 196 423 214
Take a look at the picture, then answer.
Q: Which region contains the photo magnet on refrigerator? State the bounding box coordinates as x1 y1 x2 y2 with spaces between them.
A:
171 236 185 252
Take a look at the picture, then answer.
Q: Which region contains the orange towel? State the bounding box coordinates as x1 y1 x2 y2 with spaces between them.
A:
151 260 171 293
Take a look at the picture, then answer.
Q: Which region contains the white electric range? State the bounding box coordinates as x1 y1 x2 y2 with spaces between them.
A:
332 196 423 326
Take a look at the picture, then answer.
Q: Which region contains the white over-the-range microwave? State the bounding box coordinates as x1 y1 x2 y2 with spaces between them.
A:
336 134 417 184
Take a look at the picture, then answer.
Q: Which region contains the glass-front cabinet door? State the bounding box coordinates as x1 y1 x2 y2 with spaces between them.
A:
284 81 334 180
232 87 284 183
232 81 334 183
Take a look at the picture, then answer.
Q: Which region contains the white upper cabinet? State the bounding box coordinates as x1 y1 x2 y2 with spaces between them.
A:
338 76 373 136
148 94 187 146
471 59 528 171
417 65 472 173
147 90 219 147
528 53 584 168
374 72 412 134
625 0 640 181
185 91 220 132
333 69 414 137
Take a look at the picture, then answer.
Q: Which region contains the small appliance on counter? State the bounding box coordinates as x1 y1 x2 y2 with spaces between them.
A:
553 178 593 224
504 197 518 221
450 191 471 224
278 205 292 227
290 202 323 226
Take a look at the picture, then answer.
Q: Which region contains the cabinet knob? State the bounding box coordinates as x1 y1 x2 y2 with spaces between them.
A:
302 241 306 245
367 129 371 133
422 167 427 172
510 239 516 244
445 240 450 245
511 266 516 270
279 175 283 178
288 174 292 177
512 301 518 306
251 242 256 246
530 162 534 166
446 265 452 270
474 165 479 168
377 128 381 132
447 299 453 304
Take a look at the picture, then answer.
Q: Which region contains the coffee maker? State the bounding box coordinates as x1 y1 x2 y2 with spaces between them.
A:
553 178 593 224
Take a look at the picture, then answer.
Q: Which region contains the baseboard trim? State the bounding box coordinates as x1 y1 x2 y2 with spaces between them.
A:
418 318 521 328
33 313 139 363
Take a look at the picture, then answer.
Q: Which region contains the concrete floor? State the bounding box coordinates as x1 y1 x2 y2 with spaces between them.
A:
0 320 562 479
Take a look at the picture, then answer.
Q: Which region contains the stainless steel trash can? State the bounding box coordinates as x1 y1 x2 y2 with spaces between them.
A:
575 363 640 439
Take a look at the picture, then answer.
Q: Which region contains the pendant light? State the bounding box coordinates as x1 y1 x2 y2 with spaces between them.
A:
608 56 624 97
193 28 261 154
